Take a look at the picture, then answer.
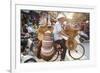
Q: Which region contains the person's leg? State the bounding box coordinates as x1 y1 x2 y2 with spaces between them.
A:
59 39 67 61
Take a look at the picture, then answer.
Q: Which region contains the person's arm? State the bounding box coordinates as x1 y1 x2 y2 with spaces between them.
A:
59 30 68 37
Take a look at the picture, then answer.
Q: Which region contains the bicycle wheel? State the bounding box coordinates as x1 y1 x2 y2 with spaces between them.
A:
50 51 59 61
68 44 85 60
24 58 37 63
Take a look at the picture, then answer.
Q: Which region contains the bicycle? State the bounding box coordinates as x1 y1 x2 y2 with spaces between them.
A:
46 28 85 61
36 26 85 61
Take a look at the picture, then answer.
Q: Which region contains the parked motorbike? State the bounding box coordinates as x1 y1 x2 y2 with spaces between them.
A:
79 31 89 43
21 32 38 63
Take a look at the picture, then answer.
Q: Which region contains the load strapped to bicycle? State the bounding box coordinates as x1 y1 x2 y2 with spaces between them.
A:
62 26 85 60
36 24 56 61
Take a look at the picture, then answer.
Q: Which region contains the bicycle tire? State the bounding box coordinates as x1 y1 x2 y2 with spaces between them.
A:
68 43 85 60
24 58 37 63
51 51 59 61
